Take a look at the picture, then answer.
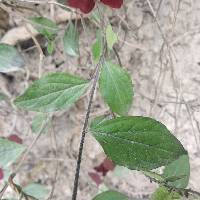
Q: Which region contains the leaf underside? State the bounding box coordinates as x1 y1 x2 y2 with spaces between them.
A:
0 138 25 168
0 43 25 73
99 61 133 116
14 72 89 113
163 154 190 189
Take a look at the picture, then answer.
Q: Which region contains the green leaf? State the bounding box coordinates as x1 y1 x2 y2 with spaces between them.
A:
30 17 58 41
99 61 133 116
63 22 79 57
90 115 111 128
31 113 51 134
113 166 132 178
151 187 181 200
47 40 55 55
0 44 25 73
23 183 49 200
106 24 118 49
90 116 187 171
90 11 101 24
93 191 128 200
143 171 164 182
92 31 102 63
14 72 89 112
0 138 26 168
164 175 186 183
163 155 190 189
30 17 58 54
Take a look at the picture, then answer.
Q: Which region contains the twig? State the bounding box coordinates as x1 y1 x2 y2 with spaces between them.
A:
0 2 82 45
145 0 180 134
113 46 122 68
71 6 106 199
25 24 44 78
0 118 50 199
171 0 181 33
47 117 59 200
149 43 165 116
0 184 8 200
182 94 200 152
155 0 164 17
146 174 200 198
145 0 169 46
2 0 41 16
7 0 81 15
71 55 104 200
8 173 38 200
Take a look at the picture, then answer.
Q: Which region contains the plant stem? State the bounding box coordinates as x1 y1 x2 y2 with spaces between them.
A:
71 57 103 200
146 174 200 198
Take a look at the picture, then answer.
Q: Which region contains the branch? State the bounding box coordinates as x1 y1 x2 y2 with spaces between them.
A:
0 2 82 45
71 54 105 200
146 174 200 198
0 118 50 199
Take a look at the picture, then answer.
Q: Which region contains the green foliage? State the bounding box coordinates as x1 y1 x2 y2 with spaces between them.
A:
63 22 79 57
3 6 193 200
47 40 55 55
106 24 118 50
90 116 187 170
22 183 49 200
0 43 25 73
93 190 128 200
99 61 133 116
151 187 181 200
30 17 58 40
143 171 165 182
0 138 25 168
14 72 89 112
30 17 58 54
92 31 102 63
90 11 101 25
163 155 190 189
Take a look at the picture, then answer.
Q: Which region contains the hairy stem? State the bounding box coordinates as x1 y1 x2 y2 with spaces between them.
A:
71 56 103 200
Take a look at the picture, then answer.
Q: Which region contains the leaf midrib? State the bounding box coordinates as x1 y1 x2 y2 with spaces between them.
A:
16 82 88 103
104 63 125 111
94 131 176 155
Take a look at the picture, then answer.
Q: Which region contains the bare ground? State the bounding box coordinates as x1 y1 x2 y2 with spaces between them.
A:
0 0 200 199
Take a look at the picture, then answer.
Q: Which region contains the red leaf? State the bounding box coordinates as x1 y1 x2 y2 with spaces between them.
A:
7 134 23 144
67 0 95 13
94 163 105 175
94 158 115 176
102 158 115 171
100 0 123 8
0 168 4 180
88 172 102 186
